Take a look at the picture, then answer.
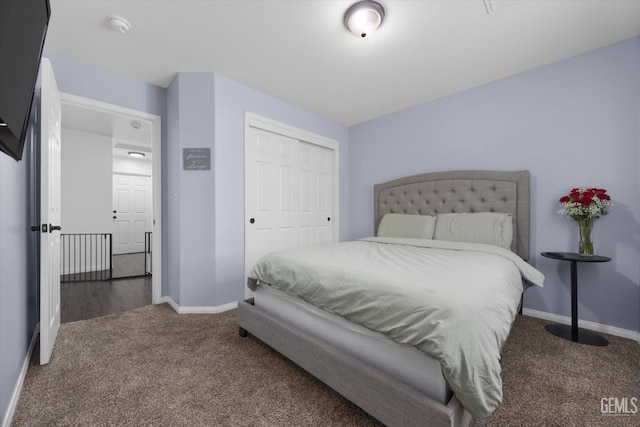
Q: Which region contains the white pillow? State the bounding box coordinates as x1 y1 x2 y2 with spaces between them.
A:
377 213 436 239
433 212 513 249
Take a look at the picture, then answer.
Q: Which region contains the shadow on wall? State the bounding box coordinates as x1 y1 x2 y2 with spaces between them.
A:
546 202 640 332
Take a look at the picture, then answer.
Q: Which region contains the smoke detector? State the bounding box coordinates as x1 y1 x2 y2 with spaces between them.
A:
107 16 131 34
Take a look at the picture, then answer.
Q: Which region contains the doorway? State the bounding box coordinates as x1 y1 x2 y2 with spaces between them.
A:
59 94 162 318
112 173 153 278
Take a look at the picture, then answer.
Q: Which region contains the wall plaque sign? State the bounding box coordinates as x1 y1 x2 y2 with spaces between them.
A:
183 148 211 170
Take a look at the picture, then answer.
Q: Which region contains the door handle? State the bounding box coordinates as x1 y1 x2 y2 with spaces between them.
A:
249 218 255 224
31 226 40 232
49 225 62 232
113 216 117 219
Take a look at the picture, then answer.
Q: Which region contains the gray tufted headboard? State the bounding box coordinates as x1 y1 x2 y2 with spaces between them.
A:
374 170 530 260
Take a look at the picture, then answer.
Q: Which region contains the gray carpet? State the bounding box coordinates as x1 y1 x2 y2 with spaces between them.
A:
12 304 640 426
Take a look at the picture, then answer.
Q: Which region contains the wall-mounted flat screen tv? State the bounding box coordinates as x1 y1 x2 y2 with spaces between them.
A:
0 0 51 161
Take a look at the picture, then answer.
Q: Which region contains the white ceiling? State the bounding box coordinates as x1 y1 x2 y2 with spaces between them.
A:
62 102 153 159
46 0 640 126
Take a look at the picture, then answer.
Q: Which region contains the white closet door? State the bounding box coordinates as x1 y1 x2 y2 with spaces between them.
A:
244 123 336 298
245 128 299 274
298 141 333 246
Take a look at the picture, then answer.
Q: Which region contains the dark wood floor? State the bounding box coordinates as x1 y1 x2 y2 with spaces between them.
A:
112 252 148 278
61 276 152 323
61 252 149 282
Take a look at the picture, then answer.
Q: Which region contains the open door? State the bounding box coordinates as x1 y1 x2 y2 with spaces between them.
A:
39 58 61 365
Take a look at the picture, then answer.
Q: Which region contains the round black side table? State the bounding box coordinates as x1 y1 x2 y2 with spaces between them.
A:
540 252 611 346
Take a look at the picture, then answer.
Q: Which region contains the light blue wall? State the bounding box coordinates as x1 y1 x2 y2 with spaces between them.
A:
0 96 39 425
349 37 640 332
43 52 165 117
0 156 29 427
165 73 217 306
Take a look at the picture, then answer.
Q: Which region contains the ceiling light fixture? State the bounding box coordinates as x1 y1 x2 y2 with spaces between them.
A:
107 15 131 34
128 151 145 158
344 0 385 38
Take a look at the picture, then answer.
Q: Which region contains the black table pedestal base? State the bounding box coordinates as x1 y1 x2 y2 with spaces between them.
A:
545 324 608 346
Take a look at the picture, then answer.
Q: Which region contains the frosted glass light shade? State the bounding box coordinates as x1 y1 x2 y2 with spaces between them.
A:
344 1 385 38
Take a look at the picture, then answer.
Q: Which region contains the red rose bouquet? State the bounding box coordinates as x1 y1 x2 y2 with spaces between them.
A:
558 188 611 220
558 187 611 255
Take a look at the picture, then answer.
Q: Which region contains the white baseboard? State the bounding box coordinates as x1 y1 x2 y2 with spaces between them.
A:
157 298 638 341
2 324 39 427
523 308 640 343
159 296 237 314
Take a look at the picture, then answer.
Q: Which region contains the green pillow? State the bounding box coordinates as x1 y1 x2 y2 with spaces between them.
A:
434 212 513 249
377 213 436 239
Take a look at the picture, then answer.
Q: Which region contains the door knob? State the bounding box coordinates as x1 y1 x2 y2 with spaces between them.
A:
49 225 62 232
113 216 117 219
249 218 255 224
30 226 40 232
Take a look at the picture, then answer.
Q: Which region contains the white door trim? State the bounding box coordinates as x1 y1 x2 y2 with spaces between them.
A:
246 114 339 152
243 113 339 299
59 93 163 304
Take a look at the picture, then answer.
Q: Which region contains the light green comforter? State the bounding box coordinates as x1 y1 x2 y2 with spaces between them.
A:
248 237 544 419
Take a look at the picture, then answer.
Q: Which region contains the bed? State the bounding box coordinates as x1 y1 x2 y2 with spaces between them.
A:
237 170 542 427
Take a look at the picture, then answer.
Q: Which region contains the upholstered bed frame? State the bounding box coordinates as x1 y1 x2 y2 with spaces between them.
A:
374 170 530 260
238 170 530 427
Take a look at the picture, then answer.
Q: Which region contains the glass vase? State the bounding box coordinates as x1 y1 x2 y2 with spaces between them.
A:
577 217 594 256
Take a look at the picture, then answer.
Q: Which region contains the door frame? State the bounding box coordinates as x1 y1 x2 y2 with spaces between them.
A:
243 113 339 298
60 93 163 304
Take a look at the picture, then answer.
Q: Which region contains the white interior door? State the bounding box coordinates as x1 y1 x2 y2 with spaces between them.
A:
244 117 337 298
39 58 61 365
112 174 151 254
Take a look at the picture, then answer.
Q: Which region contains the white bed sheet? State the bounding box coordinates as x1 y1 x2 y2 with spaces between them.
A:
254 282 452 404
